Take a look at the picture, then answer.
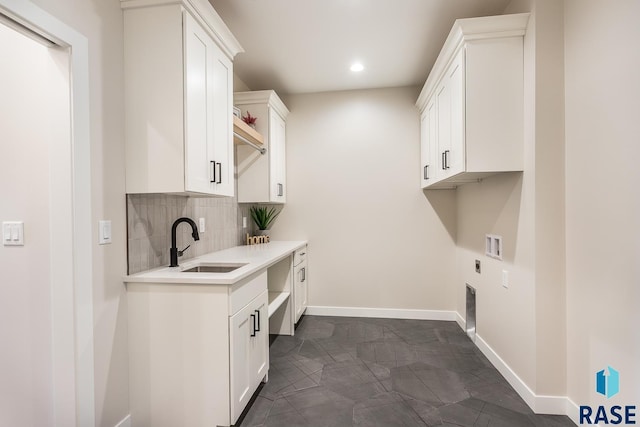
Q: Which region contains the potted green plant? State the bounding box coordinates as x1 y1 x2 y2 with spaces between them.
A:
249 206 280 237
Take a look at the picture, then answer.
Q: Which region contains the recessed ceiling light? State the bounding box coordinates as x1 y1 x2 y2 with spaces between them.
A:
350 63 364 72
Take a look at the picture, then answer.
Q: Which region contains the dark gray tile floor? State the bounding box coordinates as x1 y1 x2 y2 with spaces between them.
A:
237 316 575 427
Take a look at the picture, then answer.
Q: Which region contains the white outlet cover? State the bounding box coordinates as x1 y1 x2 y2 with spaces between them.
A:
199 217 206 233
502 270 509 288
485 234 503 260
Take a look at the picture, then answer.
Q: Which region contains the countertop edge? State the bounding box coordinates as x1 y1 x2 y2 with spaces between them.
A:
123 240 307 286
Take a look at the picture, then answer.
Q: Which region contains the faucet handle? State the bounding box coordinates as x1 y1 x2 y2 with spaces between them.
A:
178 245 191 257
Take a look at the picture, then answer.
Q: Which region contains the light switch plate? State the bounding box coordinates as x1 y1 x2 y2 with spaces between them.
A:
502 270 509 288
3 221 24 246
99 220 112 245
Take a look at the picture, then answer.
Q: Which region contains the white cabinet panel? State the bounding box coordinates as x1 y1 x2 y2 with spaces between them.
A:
235 90 289 203
417 13 529 189
230 289 268 423
124 3 238 196
293 246 308 324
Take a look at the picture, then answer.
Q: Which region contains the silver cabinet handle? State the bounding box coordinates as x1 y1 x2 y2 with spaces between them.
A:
277 183 283 196
301 267 306 282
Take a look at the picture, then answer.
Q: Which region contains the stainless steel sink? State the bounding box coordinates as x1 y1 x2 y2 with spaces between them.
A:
181 263 247 273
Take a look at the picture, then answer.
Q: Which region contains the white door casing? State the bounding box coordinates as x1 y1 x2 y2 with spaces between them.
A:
0 1 94 426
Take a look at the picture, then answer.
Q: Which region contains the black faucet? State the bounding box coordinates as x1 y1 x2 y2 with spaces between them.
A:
170 217 200 267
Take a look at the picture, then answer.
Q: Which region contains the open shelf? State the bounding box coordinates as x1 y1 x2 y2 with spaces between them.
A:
233 116 264 147
268 291 290 318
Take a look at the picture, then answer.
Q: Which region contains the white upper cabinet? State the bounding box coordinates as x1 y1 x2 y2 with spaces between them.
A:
235 91 290 204
417 13 529 189
122 0 242 196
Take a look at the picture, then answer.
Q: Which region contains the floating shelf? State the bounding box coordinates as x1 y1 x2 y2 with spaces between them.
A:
268 291 290 318
233 116 265 153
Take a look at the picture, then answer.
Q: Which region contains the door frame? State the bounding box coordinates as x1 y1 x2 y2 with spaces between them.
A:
0 1 94 426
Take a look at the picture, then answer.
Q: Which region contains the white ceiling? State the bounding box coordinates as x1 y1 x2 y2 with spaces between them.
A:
210 0 512 95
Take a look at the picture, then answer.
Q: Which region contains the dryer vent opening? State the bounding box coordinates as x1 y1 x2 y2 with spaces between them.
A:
466 284 476 341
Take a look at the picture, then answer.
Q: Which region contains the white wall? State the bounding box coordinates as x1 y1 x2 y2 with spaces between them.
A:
456 0 567 400
28 0 129 425
0 22 64 427
564 0 640 410
271 87 457 312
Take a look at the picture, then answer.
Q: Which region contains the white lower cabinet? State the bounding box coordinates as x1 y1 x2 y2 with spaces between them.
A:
230 290 268 423
126 271 269 427
293 246 308 323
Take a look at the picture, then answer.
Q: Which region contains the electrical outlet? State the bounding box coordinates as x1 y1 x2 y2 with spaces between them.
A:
242 216 247 229
502 270 509 288
199 217 206 233
485 234 503 260
475 260 481 273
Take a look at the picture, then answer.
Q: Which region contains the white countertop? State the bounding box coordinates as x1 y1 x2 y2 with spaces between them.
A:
124 240 307 285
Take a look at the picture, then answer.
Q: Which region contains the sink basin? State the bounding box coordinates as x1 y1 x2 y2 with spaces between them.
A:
181 263 247 273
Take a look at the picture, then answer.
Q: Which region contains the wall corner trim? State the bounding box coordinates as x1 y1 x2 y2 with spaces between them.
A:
305 306 457 321
114 414 131 427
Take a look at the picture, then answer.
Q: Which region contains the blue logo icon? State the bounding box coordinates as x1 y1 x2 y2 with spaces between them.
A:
596 366 620 398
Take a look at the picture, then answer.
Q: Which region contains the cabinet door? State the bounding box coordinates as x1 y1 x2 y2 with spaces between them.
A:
420 112 429 188
183 11 234 196
447 49 465 175
230 291 269 423
250 291 269 386
211 44 235 196
229 301 254 422
269 111 286 203
294 262 308 323
435 79 451 179
184 11 215 194
421 99 438 187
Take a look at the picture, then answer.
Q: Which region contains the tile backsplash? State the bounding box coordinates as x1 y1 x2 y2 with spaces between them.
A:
127 194 252 274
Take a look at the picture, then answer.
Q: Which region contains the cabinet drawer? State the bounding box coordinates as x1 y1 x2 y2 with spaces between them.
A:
229 271 267 316
293 246 307 267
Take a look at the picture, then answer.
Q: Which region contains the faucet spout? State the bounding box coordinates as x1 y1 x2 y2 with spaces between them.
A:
170 217 200 267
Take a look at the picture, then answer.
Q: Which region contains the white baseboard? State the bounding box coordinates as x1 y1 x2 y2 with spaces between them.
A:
475 334 570 417
305 306 457 321
566 399 581 426
115 414 131 427
455 311 465 330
